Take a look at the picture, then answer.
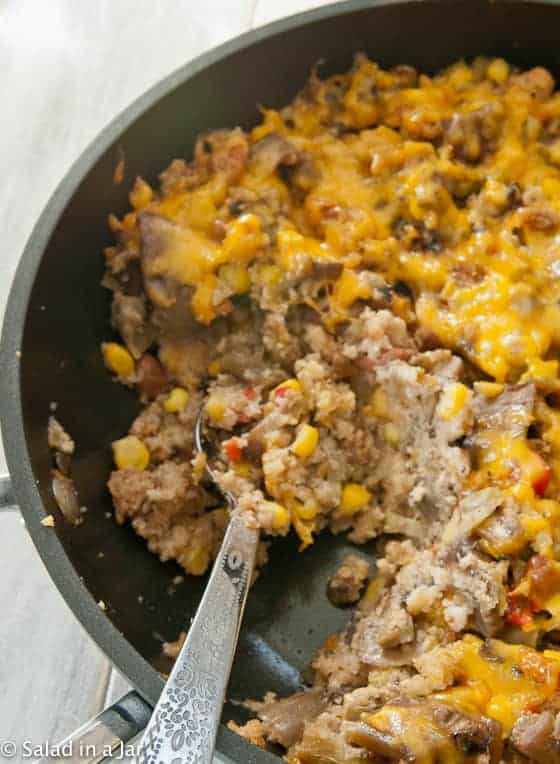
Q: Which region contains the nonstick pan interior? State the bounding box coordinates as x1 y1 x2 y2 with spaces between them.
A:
4 0 560 759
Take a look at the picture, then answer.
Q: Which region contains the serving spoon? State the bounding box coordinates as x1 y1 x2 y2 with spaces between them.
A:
135 405 259 764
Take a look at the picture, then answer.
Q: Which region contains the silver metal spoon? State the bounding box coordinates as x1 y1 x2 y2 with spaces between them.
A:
135 405 259 764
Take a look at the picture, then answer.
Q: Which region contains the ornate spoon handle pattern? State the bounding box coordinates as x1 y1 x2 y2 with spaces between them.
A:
135 514 259 764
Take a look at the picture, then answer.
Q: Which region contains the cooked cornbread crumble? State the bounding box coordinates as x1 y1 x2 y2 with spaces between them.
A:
101 55 560 762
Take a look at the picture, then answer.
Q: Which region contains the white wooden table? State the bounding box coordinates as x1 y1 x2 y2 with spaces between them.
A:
0 0 329 760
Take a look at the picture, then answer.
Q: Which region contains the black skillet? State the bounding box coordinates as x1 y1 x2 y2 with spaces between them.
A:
2 0 560 759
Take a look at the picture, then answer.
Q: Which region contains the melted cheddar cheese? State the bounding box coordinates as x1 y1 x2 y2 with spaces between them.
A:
107 55 560 761
435 635 560 734
125 56 560 376
362 635 560 761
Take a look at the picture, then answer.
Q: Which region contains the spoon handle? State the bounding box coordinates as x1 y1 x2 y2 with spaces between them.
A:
136 514 259 764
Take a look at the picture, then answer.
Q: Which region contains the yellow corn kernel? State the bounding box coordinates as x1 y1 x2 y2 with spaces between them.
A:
475 381 504 398
264 501 290 530
206 395 225 422
129 177 153 210
164 387 190 413
183 547 210 576
487 58 510 84
340 483 371 516
281 378 301 391
208 359 222 376
383 423 400 446
102 342 135 378
292 501 318 521
437 382 470 420
274 378 302 395
112 436 150 470
220 263 251 294
292 424 319 458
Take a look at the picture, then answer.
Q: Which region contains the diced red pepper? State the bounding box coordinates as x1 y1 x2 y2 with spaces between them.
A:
224 439 242 462
274 386 288 399
505 594 535 627
244 386 256 400
532 457 551 497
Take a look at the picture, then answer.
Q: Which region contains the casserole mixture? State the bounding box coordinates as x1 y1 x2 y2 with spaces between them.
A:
102 56 560 762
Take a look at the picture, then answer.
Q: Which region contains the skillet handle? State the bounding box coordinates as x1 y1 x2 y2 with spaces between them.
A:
0 473 17 511
38 691 152 763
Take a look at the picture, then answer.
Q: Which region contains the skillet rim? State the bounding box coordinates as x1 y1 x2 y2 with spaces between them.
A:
1 0 559 759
